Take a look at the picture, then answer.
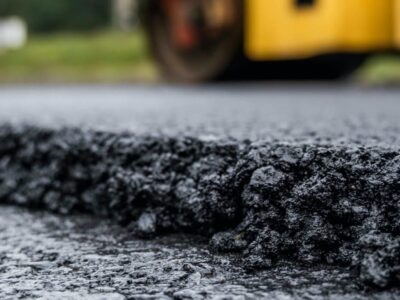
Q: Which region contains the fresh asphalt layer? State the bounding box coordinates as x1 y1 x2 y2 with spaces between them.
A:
0 84 400 299
1 84 400 145
0 205 396 300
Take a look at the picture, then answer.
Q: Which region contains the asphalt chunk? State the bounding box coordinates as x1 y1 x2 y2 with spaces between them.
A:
1 124 400 291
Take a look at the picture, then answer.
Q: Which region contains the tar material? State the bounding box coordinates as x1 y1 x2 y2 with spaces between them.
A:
1 85 400 298
1 125 399 290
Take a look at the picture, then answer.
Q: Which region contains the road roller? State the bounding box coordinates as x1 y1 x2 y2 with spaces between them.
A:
139 0 400 82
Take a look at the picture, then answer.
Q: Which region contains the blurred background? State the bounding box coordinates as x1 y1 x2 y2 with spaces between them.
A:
0 0 399 84
0 0 157 84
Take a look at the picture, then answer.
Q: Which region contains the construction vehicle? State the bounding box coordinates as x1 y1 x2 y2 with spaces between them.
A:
140 0 400 82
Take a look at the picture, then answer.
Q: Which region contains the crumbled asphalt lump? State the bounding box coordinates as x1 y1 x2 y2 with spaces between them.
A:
1 124 399 290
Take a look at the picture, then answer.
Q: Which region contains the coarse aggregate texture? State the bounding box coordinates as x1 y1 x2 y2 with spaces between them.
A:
1 85 400 297
1 205 399 300
1 123 400 291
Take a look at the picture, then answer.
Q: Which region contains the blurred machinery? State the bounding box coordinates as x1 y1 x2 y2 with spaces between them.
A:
140 0 400 82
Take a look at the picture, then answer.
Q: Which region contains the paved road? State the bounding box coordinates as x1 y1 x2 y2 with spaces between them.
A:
1 84 400 145
1 84 400 299
1 206 378 300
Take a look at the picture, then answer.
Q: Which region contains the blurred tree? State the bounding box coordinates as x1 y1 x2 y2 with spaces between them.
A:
0 0 111 33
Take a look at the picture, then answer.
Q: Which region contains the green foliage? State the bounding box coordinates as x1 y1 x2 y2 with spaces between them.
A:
0 31 157 83
357 55 400 85
0 0 111 33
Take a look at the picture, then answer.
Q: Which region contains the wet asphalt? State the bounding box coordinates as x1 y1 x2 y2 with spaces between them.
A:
1 84 400 299
1 205 397 300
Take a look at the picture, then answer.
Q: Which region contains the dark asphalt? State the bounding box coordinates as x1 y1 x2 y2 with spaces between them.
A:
1 84 400 145
1 84 400 299
1 206 398 300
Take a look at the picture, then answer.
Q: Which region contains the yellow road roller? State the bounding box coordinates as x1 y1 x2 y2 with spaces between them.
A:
140 0 400 82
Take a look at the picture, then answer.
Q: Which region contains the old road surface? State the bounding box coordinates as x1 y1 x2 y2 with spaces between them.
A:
0 84 400 299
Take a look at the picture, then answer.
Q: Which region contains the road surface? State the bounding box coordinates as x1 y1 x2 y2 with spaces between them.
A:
1 205 377 300
1 84 400 145
0 84 400 299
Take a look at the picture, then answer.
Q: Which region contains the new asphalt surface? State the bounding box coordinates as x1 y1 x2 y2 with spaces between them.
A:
1 84 400 144
1 84 400 299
